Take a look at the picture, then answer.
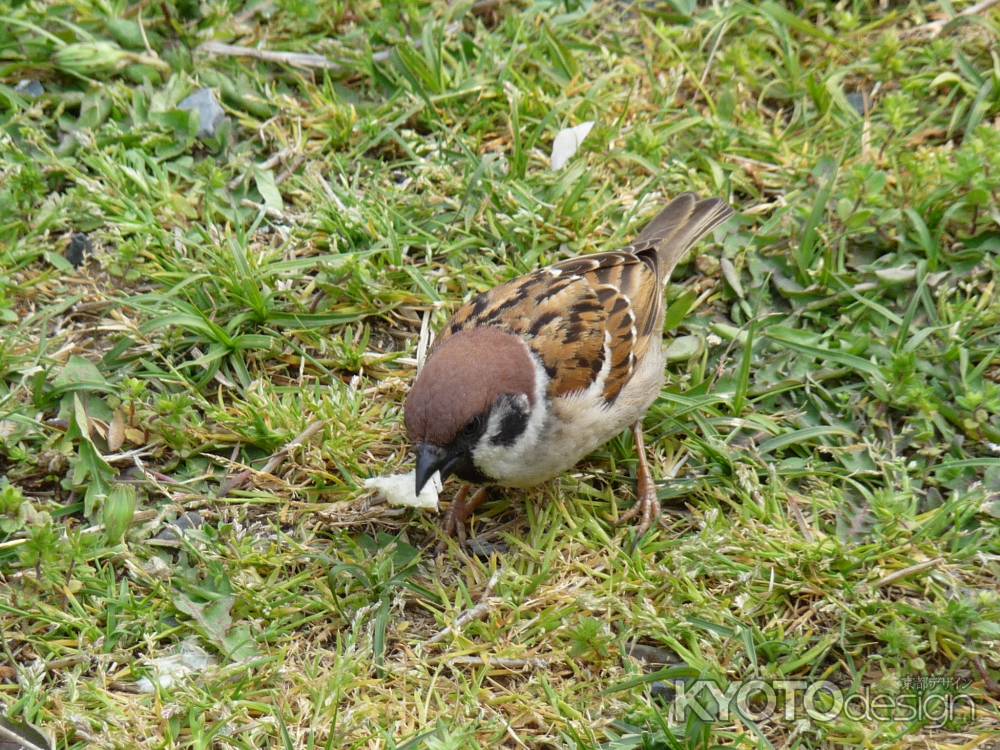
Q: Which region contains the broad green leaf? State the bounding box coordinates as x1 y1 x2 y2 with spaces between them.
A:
664 290 697 331
758 425 857 455
52 356 110 394
253 167 284 212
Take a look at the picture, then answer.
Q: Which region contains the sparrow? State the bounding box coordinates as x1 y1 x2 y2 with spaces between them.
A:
404 193 734 539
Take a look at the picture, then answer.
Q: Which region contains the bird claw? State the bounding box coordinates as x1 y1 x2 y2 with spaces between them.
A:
617 420 666 546
442 505 468 546
616 484 662 541
438 486 488 551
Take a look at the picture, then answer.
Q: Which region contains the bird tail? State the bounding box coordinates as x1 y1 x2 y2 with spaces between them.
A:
635 193 734 282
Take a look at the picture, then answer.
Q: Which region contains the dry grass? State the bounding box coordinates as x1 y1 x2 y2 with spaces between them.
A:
1 1 999 748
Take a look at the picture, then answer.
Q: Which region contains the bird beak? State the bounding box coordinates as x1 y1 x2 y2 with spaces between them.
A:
414 443 449 495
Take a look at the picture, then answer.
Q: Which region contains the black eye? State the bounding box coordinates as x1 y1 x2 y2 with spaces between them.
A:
463 414 485 438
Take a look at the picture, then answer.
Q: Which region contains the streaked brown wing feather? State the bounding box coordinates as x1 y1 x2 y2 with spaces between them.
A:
437 194 733 403
440 247 661 402
553 246 661 400
440 269 607 398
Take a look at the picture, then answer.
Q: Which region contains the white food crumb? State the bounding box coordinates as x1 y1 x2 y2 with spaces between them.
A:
365 470 441 510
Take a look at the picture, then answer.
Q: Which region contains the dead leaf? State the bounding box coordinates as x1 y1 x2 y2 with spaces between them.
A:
108 409 125 451
124 427 145 445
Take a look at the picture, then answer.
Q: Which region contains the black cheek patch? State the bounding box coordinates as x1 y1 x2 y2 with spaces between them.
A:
491 409 528 446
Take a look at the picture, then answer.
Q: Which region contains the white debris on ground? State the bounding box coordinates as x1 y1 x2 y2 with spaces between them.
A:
364 470 441 510
550 121 595 170
178 88 226 138
135 639 216 693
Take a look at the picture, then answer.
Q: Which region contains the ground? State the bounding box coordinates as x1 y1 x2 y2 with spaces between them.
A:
1 1 999 748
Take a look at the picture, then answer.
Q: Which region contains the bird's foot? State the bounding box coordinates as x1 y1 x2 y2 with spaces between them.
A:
616 420 663 541
441 485 489 547
616 481 662 539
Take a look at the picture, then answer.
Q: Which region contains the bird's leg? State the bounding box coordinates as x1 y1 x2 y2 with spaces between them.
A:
442 485 489 545
617 420 661 537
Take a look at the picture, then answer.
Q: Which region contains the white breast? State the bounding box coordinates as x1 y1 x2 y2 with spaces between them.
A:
472 338 665 488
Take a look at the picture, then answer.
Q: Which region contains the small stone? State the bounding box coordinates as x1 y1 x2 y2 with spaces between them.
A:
846 91 866 114
152 511 204 545
15 79 44 98
142 555 171 579
177 88 226 138
694 253 720 277
651 680 679 702
628 642 679 666
65 233 93 267
173 510 203 532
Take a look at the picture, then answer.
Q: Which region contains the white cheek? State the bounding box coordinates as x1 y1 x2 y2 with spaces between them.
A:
470 356 550 484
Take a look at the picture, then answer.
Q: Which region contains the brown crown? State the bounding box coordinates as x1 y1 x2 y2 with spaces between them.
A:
404 327 536 447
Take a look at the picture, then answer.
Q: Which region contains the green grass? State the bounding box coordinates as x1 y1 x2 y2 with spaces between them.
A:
2 0 1000 748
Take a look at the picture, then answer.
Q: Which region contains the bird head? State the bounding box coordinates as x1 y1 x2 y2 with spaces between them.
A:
404 328 537 494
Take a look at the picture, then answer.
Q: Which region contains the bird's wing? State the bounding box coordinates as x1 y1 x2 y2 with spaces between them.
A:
636 193 734 283
439 249 658 402
549 248 661 400
438 195 733 402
